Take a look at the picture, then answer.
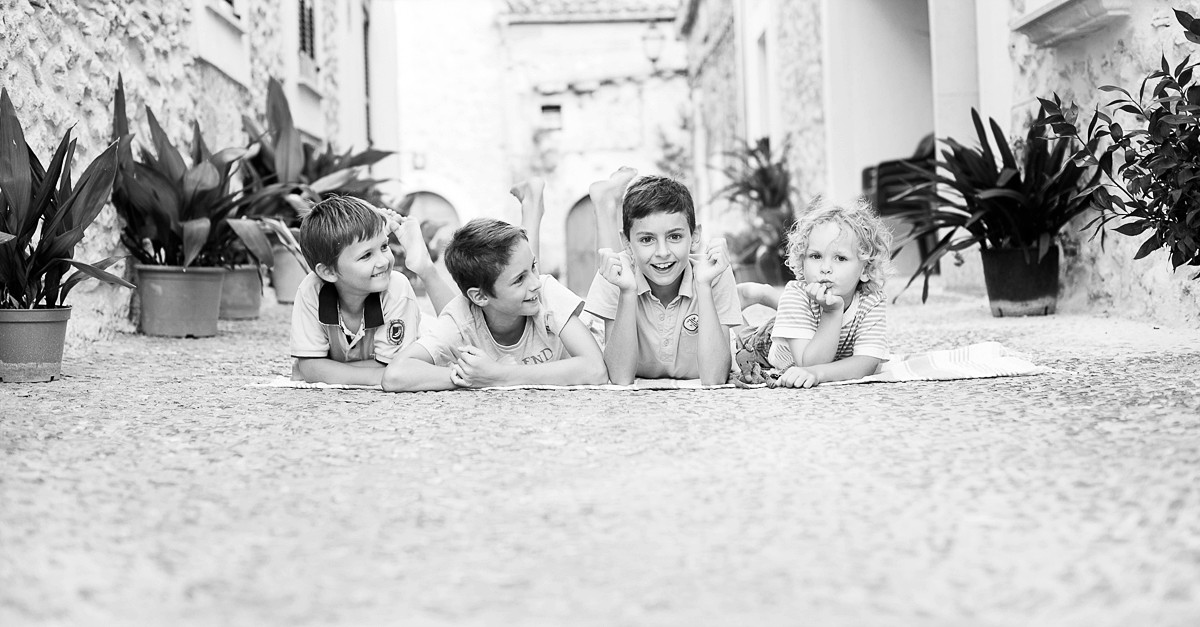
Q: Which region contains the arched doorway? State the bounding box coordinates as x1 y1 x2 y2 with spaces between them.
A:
564 197 598 296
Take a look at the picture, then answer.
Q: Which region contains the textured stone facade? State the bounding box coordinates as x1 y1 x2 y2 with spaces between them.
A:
681 0 825 240
1 0 360 344
389 0 690 283
1012 0 1200 324
775 0 825 202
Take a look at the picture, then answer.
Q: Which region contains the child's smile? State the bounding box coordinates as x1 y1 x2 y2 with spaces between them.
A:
487 241 542 318
625 211 695 299
331 230 394 296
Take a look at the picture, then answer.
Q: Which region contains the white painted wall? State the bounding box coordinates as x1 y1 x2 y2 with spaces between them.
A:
975 0 1014 137
823 0 934 200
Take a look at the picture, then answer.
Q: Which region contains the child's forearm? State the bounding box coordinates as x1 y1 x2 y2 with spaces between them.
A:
415 265 458 314
494 355 609 387
602 292 639 384
694 285 732 385
380 358 458 392
807 355 881 384
296 358 384 386
800 313 841 366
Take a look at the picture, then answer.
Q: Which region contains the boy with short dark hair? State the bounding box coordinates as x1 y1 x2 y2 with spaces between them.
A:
290 195 456 386
585 169 742 385
381 180 607 391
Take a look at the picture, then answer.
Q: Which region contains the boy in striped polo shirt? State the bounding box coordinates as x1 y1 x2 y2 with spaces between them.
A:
738 196 892 388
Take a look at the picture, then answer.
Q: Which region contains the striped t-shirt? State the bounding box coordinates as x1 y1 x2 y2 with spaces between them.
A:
767 280 888 369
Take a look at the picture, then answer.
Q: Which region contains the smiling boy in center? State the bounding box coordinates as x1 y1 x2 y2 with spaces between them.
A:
585 170 742 385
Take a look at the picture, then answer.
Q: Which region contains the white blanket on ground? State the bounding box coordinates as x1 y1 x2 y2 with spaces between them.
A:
253 342 1051 391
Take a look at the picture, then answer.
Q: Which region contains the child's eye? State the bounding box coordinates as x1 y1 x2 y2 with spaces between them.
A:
638 236 654 245
836 255 848 262
808 252 820 259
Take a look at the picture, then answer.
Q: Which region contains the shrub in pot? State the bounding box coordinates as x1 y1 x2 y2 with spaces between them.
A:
109 75 273 336
711 136 796 285
893 108 1100 315
0 88 135 382
1038 8 1200 281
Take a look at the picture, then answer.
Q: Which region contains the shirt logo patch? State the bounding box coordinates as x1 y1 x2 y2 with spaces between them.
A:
387 319 406 345
682 313 700 335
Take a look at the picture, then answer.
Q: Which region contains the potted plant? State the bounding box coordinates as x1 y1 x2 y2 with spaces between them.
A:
238 78 393 303
1037 8 1200 280
0 88 135 382
110 75 273 336
892 108 1101 315
712 136 796 285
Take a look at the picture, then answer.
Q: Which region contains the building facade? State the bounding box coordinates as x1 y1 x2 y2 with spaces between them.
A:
2 0 378 343
372 0 689 295
678 0 1200 325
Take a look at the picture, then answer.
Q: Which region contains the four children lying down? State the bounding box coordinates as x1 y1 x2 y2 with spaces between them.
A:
289 169 892 390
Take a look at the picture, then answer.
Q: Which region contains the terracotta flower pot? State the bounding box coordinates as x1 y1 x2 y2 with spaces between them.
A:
980 245 1059 317
0 307 71 382
136 265 225 337
219 265 265 320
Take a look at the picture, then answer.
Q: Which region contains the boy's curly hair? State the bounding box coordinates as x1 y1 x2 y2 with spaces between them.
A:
621 175 696 237
298 195 387 271
443 218 529 297
784 196 892 296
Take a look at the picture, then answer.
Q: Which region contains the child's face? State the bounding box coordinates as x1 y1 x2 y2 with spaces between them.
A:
484 240 542 317
801 221 868 301
623 211 696 293
330 230 394 295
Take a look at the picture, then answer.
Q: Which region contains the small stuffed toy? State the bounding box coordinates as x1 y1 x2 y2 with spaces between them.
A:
732 336 780 388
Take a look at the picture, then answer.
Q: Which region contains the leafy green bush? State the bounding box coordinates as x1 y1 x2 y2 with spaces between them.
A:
0 87 134 308
109 74 272 268
893 108 1099 299
1038 8 1200 278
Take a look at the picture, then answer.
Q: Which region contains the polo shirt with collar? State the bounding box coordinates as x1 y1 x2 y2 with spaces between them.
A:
584 260 742 379
290 271 421 371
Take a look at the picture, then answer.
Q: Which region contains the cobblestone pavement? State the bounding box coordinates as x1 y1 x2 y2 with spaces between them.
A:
2 290 1200 627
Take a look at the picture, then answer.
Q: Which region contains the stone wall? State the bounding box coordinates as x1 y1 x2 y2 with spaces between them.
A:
775 0 825 204
1012 0 1200 324
1 0 351 344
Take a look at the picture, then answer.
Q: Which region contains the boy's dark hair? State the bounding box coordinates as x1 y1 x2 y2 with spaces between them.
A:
621 175 696 236
443 218 529 297
298 195 386 271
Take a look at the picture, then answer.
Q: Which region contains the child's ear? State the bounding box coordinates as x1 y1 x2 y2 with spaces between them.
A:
619 231 632 252
315 263 338 283
691 224 703 251
466 286 488 307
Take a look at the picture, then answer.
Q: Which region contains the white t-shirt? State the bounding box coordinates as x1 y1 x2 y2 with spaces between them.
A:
415 275 583 367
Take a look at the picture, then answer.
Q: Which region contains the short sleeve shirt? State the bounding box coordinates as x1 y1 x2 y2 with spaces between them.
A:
584 261 742 379
290 270 421 365
415 275 583 367
768 280 888 369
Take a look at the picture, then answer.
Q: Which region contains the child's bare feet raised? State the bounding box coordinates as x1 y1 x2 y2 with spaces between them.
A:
511 177 546 260
589 167 637 250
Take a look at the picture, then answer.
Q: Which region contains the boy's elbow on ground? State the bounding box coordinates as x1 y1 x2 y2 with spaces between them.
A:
380 365 406 392
583 359 610 385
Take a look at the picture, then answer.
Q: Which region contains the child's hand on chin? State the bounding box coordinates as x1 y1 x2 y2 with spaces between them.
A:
598 248 637 292
803 280 844 311
690 237 730 286
777 365 819 388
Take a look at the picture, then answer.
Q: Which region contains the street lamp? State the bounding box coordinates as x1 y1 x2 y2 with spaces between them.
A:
641 21 665 70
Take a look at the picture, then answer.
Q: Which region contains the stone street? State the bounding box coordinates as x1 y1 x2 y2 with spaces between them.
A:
3 290 1199 626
